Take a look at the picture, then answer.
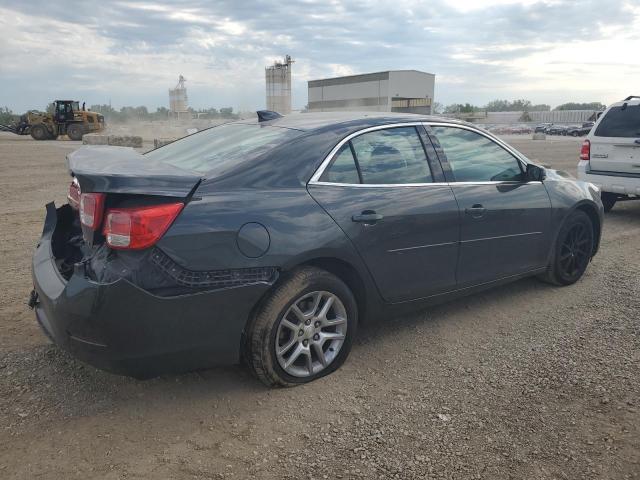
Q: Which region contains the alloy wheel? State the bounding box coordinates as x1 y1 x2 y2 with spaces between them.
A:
275 291 347 378
559 223 590 278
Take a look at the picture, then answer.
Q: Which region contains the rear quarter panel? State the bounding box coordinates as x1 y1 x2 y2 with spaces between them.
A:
157 185 381 302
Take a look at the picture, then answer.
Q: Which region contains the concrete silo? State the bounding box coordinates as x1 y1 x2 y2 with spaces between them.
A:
169 75 189 119
265 55 294 114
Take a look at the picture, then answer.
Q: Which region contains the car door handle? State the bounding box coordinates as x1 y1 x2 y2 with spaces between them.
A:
352 211 384 224
465 204 486 218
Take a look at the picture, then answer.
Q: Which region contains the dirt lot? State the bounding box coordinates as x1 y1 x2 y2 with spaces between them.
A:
0 132 638 479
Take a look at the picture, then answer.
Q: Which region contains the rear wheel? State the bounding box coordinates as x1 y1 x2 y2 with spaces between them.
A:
67 123 84 141
30 124 48 140
601 192 617 212
244 267 357 387
538 210 594 286
572 131 580 137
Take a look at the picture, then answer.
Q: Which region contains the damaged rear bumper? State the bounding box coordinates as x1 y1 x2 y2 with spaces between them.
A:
31 203 273 378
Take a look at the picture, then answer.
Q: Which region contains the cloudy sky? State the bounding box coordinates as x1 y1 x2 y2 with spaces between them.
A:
0 0 638 113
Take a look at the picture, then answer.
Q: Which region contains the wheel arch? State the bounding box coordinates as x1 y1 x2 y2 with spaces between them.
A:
299 256 369 324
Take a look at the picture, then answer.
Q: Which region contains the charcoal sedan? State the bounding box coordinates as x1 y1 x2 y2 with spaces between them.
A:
30 111 603 386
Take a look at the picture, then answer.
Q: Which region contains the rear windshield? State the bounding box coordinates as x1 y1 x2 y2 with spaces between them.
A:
594 105 640 137
145 123 302 174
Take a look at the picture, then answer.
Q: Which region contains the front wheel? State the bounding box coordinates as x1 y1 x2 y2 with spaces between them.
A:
244 267 357 387
67 123 84 141
30 124 49 140
538 210 594 286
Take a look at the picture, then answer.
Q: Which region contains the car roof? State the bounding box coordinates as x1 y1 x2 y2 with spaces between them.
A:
232 111 471 132
608 97 640 108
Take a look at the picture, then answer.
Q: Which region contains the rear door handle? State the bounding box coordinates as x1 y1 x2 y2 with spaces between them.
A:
352 210 384 224
465 204 486 218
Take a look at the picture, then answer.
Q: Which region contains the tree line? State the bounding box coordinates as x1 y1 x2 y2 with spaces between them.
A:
88 105 240 122
0 99 608 126
434 99 606 114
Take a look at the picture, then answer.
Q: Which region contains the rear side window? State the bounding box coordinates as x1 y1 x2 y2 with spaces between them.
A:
320 144 360 184
594 105 640 137
145 123 302 174
350 127 432 184
431 126 523 182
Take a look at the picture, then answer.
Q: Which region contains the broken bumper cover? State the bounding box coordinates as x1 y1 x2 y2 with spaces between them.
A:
31 203 273 378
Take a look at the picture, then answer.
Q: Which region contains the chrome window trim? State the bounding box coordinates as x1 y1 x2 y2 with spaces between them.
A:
309 180 542 188
308 121 533 187
310 181 449 188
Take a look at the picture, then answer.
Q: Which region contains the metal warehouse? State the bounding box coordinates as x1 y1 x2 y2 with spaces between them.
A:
308 70 435 114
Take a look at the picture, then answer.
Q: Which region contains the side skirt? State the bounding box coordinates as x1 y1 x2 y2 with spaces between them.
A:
380 267 547 318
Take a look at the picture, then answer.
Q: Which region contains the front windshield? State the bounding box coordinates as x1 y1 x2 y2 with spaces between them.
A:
145 123 302 175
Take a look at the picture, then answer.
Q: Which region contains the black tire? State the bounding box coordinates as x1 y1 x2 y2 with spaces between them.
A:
244 266 357 387
601 192 617 213
67 123 84 141
538 210 594 286
572 131 579 137
30 124 48 140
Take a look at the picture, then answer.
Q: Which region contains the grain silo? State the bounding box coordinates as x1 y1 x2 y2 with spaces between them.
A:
169 75 189 118
265 55 294 114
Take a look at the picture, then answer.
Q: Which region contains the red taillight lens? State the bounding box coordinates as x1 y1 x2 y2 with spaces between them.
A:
580 139 590 161
103 203 183 250
79 193 106 230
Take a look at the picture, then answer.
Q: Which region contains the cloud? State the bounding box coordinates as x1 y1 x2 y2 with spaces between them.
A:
0 0 638 112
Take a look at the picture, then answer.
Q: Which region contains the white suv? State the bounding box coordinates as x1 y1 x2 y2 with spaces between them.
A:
578 96 640 211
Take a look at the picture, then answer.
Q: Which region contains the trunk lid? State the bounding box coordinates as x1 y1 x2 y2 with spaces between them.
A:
590 138 640 175
67 146 202 197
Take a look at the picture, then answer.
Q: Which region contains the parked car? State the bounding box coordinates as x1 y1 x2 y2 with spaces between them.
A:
547 125 568 135
535 123 552 133
566 122 595 137
505 125 531 134
30 112 603 386
578 96 640 211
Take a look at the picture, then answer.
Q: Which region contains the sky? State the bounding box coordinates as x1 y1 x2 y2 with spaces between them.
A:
0 0 638 113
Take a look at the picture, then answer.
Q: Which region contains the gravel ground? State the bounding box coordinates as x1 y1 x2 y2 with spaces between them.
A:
0 132 638 479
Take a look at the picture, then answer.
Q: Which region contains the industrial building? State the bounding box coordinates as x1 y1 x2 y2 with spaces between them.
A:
308 70 435 114
265 55 294 114
169 75 189 118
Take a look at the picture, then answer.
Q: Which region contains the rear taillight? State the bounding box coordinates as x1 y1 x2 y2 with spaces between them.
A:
580 139 590 161
103 203 183 250
79 193 106 230
68 178 80 210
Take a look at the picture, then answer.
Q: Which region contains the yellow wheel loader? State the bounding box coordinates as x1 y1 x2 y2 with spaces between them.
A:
0 100 105 140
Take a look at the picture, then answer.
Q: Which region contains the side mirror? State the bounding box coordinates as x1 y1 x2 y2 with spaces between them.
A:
526 163 546 182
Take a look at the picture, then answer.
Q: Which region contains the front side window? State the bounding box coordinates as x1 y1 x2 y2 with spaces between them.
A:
350 127 432 184
594 105 640 137
431 126 523 182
